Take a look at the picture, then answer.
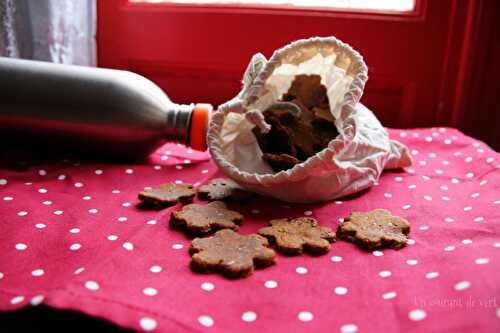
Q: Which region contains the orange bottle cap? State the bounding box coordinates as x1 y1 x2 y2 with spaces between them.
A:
190 103 212 151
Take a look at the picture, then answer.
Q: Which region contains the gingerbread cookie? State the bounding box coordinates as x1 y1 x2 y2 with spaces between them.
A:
170 201 243 235
253 109 297 157
258 217 336 255
138 183 195 208
197 178 254 202
189 229 276 278
252 74 340 172
262 153 302 172
337 209 410 250
282 74 328 109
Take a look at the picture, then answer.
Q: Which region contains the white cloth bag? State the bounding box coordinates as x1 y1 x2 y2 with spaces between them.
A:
207 37 412 203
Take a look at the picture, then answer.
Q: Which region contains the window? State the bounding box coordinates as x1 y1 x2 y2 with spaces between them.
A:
129 0 416 13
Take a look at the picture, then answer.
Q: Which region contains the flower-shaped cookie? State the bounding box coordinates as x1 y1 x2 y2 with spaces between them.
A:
189 229 276 278
258 217 336 255
170 201 243 235
337 209 410 250
138 183 195 208
197 178 254 202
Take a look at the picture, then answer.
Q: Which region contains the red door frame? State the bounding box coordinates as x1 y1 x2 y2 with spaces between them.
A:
97 0 497 148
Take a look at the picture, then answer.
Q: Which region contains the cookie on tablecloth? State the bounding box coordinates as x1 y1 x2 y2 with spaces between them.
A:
337 209 410 250
138 183 195 208
197 178 255 202
170 201 243 235
189 229 276 278
258 217 336 255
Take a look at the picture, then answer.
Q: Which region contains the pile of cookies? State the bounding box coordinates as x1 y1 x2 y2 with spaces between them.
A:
252 74 340 171
138 178 411 279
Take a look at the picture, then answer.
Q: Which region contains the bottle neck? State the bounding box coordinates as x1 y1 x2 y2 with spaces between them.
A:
164 103 195 146
165 103 212 151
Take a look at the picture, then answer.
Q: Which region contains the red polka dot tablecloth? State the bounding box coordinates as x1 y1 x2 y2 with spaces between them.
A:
0 128 499 333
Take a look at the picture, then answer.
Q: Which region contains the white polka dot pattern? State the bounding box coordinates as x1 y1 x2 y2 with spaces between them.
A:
265 280 278 289
143 288 158 296
150 265 162 273
15 243 27 251
69 243 81 251
382 292 397 300
74 267 85 275
334 287 348 295
198 315 214 327
331 256 343 262
140 317 157 331
201 282 215 291
298 311 313 322
123 242 134 251
31 269 44 277
340 324 358 333
0 137 498 332
30 295 44 306
474 258 489 265
379 271 391 278
10 296 25 305
454 281 471 291
241 311 257 322
296 267 308 274
85 281 99 291
409 309 426 321
426 272 439 279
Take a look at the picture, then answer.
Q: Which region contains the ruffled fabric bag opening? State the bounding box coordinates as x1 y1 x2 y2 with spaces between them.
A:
208 36 412 203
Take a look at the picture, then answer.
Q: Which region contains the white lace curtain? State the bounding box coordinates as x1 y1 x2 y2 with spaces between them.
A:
0 0 96 66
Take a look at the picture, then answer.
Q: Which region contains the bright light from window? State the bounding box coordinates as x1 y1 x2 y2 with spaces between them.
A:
130 0 416 12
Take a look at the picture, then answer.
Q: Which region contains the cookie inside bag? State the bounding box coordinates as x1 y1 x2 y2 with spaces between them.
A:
253 74 340 171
